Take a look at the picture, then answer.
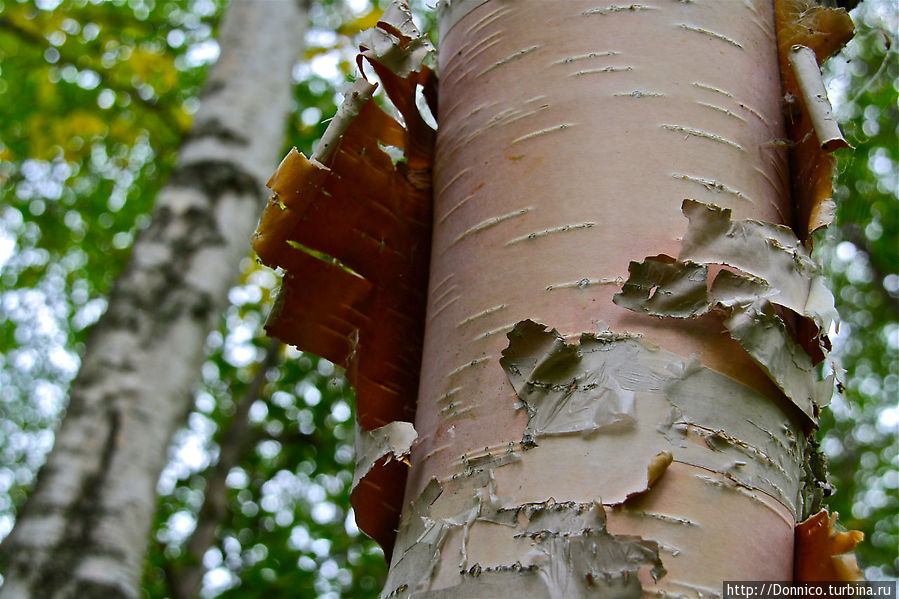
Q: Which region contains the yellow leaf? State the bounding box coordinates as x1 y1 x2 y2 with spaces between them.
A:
337 8 383 37
109 118 141 146
128 47 179 93
67 110 107 137
173 107 193 134
26 110 108 160
303 46 332 60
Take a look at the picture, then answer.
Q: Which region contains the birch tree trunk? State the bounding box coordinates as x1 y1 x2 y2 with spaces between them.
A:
382 1 837 596
0 2 305 597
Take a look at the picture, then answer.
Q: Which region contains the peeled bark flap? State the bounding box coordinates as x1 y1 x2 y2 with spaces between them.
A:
795 509 864 581
679 199 836 332
774 0 854 239
500 320 807 515
351 421 418 556
253 2 435 558
614 200 839 425
616 254 829 425
383 475 665 599
256 104 432 430
500 320 637 438
382 478 448 597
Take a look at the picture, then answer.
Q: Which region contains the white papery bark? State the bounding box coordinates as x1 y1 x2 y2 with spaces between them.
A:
0 2 305 597
382 2 823 597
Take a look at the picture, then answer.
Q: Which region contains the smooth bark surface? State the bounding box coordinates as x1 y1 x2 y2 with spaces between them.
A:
0 2 305 597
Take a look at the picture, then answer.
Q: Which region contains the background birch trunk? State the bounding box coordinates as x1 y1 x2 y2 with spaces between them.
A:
0 2 305 597
384 1 817 595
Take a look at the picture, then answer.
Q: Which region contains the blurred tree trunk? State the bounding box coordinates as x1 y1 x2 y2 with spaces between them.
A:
0 2 306 597
382 1 836 595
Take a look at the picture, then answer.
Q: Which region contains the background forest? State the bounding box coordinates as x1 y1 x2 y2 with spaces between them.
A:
0 0 895 596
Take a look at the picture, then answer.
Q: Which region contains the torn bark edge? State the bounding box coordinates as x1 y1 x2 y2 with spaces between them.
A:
383 476 666 599
499 320 807 515
353 421 418 489
253 1 437 561
623 451 675 504
645 451 674 490
352 421 418 558
359 1 434 78
678 199 838 337
351 3 436 560
499 319 639 439
800 434 833 521
613 200 838 427
774 0 854 240
795 509 864 581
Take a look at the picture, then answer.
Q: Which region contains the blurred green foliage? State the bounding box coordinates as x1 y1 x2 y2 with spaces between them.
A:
819 0 898 579
0 0 894 596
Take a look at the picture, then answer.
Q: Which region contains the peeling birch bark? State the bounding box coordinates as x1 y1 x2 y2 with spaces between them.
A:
794 510 864 581
0 2 305 598
390 1 809 595
773 0 854 238
253 2 436 557
383 474 666 599
354 421 418 490
788 44 850 153
613 199 841 424
225 0 860 591
351 421 418 553
497 321 808 514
